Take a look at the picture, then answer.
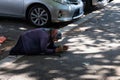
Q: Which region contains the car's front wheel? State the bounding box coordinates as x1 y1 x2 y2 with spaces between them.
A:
27 5 51 27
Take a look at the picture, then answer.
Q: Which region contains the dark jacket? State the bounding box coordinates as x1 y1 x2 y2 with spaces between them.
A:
10 28 56 55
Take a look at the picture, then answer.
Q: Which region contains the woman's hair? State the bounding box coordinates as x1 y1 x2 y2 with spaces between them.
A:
50 29 62 40
42 28 62 40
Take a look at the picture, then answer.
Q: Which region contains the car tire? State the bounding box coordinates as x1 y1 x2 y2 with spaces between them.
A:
83 0 93 12
27 5 51 27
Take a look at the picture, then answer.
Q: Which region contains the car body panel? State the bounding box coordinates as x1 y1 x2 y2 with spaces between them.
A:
0 0 24 17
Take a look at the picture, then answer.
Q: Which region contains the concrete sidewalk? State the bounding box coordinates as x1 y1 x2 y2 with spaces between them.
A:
0 1 120 80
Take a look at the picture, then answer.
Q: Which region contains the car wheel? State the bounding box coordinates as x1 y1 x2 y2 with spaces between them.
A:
27 5 51 27
83 0 93 11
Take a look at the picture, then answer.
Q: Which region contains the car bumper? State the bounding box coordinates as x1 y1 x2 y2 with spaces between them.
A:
50 2 84 22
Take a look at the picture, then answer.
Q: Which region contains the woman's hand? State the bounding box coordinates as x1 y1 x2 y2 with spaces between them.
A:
55 45 69 53
63 45 69 51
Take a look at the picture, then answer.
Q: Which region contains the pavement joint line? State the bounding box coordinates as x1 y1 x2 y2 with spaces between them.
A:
0 2 114 67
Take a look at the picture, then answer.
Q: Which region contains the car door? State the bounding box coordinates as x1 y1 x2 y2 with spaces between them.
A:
0 0 24 16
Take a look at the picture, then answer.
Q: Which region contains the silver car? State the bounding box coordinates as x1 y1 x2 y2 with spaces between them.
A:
0 0 84 27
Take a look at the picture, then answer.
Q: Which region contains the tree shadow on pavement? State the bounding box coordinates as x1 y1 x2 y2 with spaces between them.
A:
0 2 120 80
